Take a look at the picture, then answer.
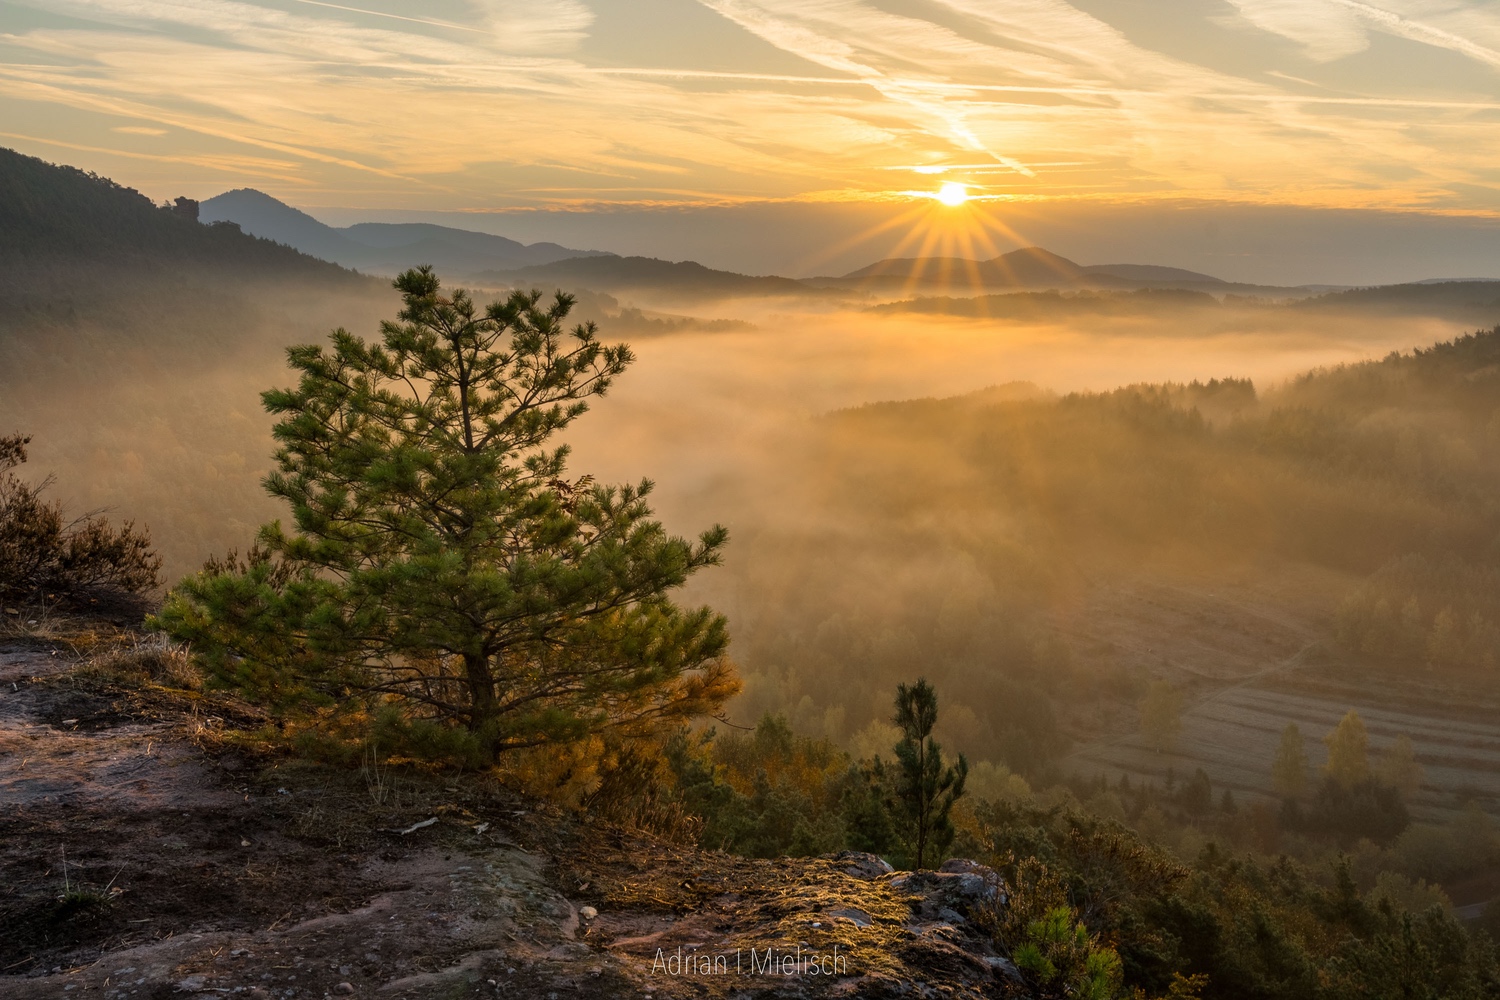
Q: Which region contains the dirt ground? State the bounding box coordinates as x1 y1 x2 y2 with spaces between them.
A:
0 613 1019 1000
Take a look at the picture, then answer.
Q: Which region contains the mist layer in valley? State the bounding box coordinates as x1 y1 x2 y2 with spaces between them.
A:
7 153 1500 917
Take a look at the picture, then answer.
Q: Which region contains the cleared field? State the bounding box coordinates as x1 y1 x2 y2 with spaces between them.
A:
1053 567 1335 685
1067 664 1500 822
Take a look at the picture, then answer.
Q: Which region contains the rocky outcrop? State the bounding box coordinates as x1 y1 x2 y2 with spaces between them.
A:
0 642 1027 998
571 847 1021 997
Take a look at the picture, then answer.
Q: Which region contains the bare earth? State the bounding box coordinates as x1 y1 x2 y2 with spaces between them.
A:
0 637 1019 1000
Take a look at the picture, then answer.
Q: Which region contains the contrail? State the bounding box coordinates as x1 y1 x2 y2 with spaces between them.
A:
285 0 485 33
1331 0 1500 70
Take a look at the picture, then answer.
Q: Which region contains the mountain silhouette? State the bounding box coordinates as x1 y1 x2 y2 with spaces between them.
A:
200 189 610 277
475 255 813 300
0 147 354 281
839 246 1225 289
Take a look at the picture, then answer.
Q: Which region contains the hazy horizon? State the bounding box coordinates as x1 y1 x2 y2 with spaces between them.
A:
277 198 1500 286
9 1 1500 285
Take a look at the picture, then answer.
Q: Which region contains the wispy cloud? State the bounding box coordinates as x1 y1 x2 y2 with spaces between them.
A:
1226 0 1500 68
1332 0 1500 69
2 0 1500 212
470 0 595 54
1221 0 1370 60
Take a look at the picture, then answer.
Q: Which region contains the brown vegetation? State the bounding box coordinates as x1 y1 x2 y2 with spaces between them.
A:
0 433 160 602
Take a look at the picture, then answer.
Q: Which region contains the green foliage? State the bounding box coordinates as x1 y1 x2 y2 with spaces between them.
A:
1321 909 1500 1000
981 855 1126 1000
893 679 968 869
0 432 162 600
1271 723 1308 797
1334 555 1500 670
156 269 737 759
1297 777 1410 847
971 804 1498 1000
1376 734 1423 796
664 715 856 857
842 755 902 858
1177 769 1213 815
1323 711 1370 788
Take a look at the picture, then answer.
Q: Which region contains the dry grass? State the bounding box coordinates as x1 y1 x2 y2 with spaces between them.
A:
72 632 201 690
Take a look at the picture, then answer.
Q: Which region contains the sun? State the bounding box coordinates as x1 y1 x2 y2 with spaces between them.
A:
936 182 968 206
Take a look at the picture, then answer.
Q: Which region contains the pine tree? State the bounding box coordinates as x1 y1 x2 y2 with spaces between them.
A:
1323 710 1370 789
892 678 968 870
1272 722 1308 797
156 268 737 759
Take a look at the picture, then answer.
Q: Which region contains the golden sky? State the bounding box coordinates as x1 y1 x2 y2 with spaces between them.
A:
4 0 1500 215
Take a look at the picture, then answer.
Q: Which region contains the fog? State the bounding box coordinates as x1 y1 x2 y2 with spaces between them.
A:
563 299 1454 506
6 285 1456 582
7 277 1499 778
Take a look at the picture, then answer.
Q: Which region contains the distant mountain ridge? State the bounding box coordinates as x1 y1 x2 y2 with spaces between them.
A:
194 193 1240 299
474 255 813 300
835 246 1226 290
0 148 359 282
200 189 612 277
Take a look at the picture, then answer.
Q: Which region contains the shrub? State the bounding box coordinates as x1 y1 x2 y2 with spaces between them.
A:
1299 777 1409 847
984 855 1126 999
0 433 161 600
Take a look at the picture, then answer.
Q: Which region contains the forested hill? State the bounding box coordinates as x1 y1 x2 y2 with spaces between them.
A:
1281 325 1500 419
0 152 394 552
725 327 1500 781
0 147 362 282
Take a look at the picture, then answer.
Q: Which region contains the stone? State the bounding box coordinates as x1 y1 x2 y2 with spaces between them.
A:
827 907 873 928
830 851 894 880
937 858 1005 906
888 859 1006 935
985 955 1025 984
334 982 355 994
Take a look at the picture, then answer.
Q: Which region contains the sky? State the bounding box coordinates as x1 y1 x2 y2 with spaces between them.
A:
4 0 1500 280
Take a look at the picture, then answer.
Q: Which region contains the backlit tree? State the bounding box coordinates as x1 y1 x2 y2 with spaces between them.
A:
1323 710 1370 789
893 678 968 870
157 267 737 759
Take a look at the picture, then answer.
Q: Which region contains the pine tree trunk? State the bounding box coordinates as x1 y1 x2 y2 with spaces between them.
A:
916 738 928 870
463 651 497 732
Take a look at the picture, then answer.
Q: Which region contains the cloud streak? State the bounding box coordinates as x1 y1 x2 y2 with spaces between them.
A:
1 0 1499 213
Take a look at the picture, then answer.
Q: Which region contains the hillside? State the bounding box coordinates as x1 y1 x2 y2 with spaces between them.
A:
0 635 1020 999
0 148 357 280
475 254 817 301
200 188 610 277
0 153 394 575
727 330 1500 820
1296 280 1500 322
829 246 1228 291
